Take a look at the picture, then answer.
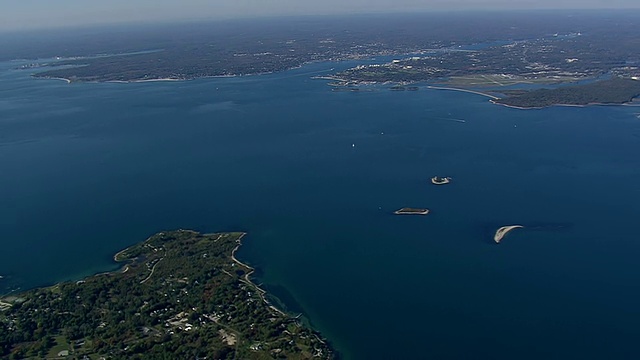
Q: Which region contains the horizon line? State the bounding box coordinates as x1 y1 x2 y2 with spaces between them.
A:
1 7 639 35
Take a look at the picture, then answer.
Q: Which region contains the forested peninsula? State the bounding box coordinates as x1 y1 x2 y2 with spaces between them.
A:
493 78 640 109
0 230 334 359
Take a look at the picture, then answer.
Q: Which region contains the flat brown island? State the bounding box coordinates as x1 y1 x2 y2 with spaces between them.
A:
394 208 430 215
431 176 451 185
494 225 524 243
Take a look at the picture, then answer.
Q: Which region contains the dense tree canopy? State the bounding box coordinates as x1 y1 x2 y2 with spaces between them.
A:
0 231 333 359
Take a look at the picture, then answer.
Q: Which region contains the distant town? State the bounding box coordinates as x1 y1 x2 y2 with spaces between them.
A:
10 13 638 107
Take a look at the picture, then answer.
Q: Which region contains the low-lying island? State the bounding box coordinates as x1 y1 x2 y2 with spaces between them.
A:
394 208 430 215
494 225 524 243
431 176 451 185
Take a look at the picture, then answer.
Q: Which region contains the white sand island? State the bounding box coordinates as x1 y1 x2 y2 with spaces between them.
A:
394 208 430 215
494 225 524 243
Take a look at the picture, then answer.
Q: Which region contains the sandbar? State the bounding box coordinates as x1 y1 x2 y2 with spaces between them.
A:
427 86 500 100
39 77 72 84
394 208 430 215
494 225 524 243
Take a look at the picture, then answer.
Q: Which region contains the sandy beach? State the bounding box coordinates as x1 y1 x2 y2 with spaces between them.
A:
40 77 72 84
113 246 133 262
427 86 500 100
494 225 524 243
106 78 184 84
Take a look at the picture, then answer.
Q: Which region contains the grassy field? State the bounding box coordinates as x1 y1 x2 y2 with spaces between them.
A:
45 335 70 358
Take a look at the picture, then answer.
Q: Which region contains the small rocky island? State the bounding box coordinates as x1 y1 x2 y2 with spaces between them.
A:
0 230 334 359
494 225 524 243
394 208 430 215
431 176 451 185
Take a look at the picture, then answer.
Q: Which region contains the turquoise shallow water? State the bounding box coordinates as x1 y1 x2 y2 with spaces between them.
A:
1 59 640 359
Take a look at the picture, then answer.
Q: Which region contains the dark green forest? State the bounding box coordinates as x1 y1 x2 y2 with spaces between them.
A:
495 78 640 108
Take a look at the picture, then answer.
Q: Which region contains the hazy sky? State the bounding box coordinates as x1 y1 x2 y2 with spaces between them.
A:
1 0 639 32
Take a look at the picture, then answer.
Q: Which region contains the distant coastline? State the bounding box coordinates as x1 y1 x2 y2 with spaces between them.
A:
491 98 640 110
491 78 640 109
33 73 265 84
107 78 184 84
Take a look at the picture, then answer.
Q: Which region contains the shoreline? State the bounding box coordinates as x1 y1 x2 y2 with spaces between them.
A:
113 247 131 262
33 69 284 85
6 232 294 320
490 99 640 110
7 231 295 320
107 78 184 84
231 233 289 317
37 76 71 84
230 234 332 351
427 85 501 100
494 225 524 243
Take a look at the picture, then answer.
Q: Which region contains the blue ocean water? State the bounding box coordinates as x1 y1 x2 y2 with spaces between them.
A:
1 59 640 359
